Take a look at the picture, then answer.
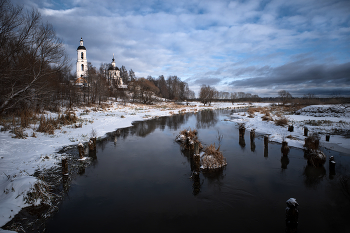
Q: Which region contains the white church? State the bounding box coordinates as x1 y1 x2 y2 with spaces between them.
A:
75 38 125 88
75 38 88 86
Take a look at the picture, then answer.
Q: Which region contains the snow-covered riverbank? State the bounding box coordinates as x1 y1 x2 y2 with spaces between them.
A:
0 101 243 230
227 104 350 154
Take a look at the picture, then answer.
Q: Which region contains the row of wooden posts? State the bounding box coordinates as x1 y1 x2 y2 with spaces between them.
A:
62 137 97 175
240 126 336 171
289 125 331 141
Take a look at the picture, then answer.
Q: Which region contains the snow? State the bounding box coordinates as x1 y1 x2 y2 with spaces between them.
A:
286 198 299 207
1 101 349 230
0 101 244 229
228 104 350 153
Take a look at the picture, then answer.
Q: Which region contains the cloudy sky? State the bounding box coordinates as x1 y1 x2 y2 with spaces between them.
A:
15 0 350 97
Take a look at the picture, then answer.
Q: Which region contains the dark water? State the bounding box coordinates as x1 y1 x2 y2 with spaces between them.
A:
46 110 350 233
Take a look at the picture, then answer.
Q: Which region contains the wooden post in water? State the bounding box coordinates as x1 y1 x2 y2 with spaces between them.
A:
78 143 84 159
304 127 308 136
88 137 96 151
239 124 246 138
194 142 199 155
239 128 245 137
285 198 299 233
264 135 269 157
326 134 330 141
250 129 255 142
329 156 336 178
62 158 68 175
281 141 290 156
315 138 319 149
264 135 269 148
249 129 255 152
288 125 294 132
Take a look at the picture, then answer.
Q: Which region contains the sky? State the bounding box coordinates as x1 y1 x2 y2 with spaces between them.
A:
13 0 350 97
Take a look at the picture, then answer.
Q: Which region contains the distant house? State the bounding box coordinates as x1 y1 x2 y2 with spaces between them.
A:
75 75 88 87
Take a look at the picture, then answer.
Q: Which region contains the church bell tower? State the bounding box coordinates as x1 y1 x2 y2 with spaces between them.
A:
76 38 87 79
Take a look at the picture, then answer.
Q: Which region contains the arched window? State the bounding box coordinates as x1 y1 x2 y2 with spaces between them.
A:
81 64 84 71
81 52 84 59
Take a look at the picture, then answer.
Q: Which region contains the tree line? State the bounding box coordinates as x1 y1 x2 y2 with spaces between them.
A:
199 85 260 105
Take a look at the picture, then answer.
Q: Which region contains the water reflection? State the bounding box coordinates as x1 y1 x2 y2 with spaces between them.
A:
250 132 256 152
303 165 326 188
202 168 226 192
192 172 201 196
281 156 289 170
180 148 203 196
196 109 218 129
264 147 268 158
250 141 255 152
78 162 86 175
180 142 226 196
239 136 246 149
98 113 192 151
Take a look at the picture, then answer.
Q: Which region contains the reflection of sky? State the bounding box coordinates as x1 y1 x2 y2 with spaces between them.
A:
13 0 350 97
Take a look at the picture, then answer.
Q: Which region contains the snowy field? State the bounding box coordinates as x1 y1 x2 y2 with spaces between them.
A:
1 101 349 231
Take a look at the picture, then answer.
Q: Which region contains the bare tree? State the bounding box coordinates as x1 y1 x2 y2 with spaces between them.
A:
129 69 136 81
199 85 216 105
157 75 169 99
278 90 292 105
120 65 129 84
138 78 159 104
0 0 68 114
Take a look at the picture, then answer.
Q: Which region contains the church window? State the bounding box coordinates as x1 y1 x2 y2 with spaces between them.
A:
81 52 84 59
81 64 84 71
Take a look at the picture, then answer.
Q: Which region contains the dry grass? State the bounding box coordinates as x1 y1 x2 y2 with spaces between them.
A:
247 106 267 114
305 150 326 167
20 109 37 128
37 112 77 135
179 128 197 139
275 117 288 126
261 113 273 121
201 143 227 169
0 121 11 132
10 127 28 139
304 133 320 150
286 135 298 140
177 128 203 150
24 175 52 205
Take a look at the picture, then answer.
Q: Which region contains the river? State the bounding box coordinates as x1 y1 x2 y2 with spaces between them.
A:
45 109 350 232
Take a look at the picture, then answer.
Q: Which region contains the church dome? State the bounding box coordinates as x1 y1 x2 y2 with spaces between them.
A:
77 45 86 50
108 65 119 71
77 38 86 50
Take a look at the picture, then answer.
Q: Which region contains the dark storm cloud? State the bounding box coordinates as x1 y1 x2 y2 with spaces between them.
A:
229 61 350 89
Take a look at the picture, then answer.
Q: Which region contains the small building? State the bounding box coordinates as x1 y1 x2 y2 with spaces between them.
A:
75 76 88 87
